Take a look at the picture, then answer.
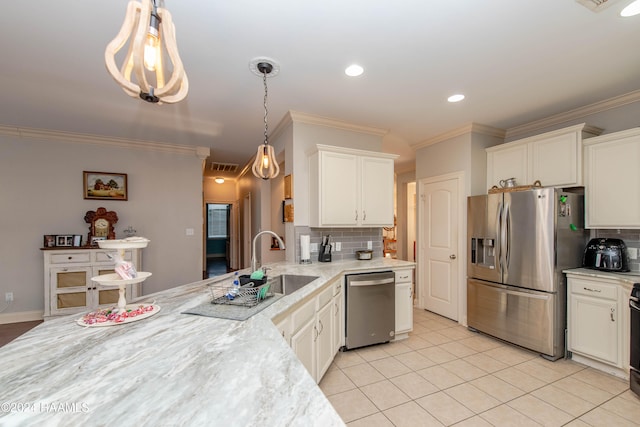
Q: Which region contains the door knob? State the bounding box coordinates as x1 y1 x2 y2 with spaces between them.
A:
450 254 457 260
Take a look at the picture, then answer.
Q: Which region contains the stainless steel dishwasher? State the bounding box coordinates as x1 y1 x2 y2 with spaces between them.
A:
344 271 395 350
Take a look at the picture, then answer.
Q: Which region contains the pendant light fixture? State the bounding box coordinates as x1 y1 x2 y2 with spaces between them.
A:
251 59 280 180
105 0 188 104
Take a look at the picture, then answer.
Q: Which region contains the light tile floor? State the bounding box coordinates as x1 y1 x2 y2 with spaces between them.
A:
320 308 639 426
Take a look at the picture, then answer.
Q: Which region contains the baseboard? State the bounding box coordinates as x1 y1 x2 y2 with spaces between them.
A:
0 310 44 324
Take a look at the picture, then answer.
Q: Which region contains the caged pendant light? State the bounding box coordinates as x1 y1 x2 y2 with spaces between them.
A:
251 60 280 180
105 0 188 104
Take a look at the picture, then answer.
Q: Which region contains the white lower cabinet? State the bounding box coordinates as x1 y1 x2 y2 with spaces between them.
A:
333 280 344 353
273 268 412 383
286 279 342 383
394 268 414 340
43 248 142 318
567 273 630 378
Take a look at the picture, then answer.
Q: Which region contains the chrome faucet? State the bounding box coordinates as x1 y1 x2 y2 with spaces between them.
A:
251 230 285 272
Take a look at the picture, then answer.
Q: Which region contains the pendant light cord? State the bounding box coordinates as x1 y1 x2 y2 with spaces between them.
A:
263 70 269 146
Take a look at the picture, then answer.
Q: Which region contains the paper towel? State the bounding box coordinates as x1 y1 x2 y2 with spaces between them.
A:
300 235 311 261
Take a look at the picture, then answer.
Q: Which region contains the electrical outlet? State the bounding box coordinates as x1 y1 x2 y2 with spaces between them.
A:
335 242 341 252
5 292 13 303
629 247 638 260
367 241 372 250
310 243 318 252
185 228 194 236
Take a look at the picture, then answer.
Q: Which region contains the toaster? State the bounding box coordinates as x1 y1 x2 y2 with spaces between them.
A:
582 238 630 272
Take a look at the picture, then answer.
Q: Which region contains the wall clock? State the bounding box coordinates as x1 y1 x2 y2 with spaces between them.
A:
84 207 118 244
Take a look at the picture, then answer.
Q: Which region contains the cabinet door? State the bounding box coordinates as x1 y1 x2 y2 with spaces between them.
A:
333 291 344 353
395 282 413 334
50 267 91 315
486 143 528 189
569 293 619 366
316 301 334 381
529 132 579 187
585 131 640 228
274 317 291 345
360 156 395 226
91 267 123 306
319 151 358 226
291 317 317 380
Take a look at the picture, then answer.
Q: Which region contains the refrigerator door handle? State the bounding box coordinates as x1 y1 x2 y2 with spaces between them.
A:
499 201 509 275
504 202 511 270
496 201 503 273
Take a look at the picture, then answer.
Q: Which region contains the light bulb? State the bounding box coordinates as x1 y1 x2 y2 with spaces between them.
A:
143 31 159 71
262 149 270 168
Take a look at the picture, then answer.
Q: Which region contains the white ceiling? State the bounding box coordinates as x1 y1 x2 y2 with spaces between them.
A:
2 1 639 176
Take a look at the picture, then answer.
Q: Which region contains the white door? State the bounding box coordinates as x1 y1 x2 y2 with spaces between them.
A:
418 174 461 321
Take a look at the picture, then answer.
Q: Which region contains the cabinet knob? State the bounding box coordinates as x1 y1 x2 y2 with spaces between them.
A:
68 256 73 260
363 211 366 220
450 254 457 260
611 307 615 322
355 210 358 221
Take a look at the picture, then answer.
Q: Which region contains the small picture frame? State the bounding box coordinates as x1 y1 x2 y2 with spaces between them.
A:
91 236 106 246
83 171 128 201
73 235 83 247
44 235 56 248
56 235 74 247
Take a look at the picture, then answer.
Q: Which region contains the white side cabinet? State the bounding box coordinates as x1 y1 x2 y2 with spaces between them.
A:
584 127 640 229
285 278 342 383
43 248 142 318
394 268 414 340
309 145 397 227
567 273 630 379
486 123 601 189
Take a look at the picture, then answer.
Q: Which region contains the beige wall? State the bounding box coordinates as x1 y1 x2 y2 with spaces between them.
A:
1 133 204 318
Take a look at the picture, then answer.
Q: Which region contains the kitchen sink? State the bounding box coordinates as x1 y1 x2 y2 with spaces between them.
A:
268 274 319 295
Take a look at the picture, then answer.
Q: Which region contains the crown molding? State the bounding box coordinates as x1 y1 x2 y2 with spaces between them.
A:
412 123 506 150
272 110 389 141
0 124 209 158
505 89 640 140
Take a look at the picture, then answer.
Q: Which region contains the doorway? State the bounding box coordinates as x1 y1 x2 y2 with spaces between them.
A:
417 172 465 322
205 203 232 278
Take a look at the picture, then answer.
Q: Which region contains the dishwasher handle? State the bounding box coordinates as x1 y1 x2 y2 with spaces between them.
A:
349 277 395 287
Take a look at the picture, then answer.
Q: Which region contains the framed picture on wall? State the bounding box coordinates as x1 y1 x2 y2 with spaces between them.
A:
284 174 292 199
83 171 128 201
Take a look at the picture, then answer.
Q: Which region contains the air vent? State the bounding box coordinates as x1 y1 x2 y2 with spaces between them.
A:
575 0 620 12
209 162 239 173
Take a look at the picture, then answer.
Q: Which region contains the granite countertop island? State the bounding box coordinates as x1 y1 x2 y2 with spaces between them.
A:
0 258 414 426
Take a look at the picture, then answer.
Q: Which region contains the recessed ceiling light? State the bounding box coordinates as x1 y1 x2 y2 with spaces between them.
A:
447 94 465 103
345 64 364 77
621 0 640 16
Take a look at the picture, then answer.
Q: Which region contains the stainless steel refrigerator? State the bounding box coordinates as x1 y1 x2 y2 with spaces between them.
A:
467 187 587 360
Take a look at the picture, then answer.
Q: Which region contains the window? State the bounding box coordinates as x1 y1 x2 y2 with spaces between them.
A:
207 204 229 239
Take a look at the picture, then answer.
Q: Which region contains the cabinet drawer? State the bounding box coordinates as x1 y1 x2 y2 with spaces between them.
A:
317 284 334 308
395 269 413 284
50 252 91 264
291 298 316 333
569 278 618 300
95 250 132 263
333 279 343 296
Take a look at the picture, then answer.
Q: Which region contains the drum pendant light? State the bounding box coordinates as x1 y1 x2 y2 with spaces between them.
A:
251 61 280 180
105 0 188 104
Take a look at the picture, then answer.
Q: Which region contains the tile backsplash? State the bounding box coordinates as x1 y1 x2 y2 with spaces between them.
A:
594 229 640 273
294 226 383 262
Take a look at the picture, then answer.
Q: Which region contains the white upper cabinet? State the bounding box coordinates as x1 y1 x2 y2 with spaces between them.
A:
486 123 602 190
310 145 397 227
487 143 528 189
584 128 640 229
